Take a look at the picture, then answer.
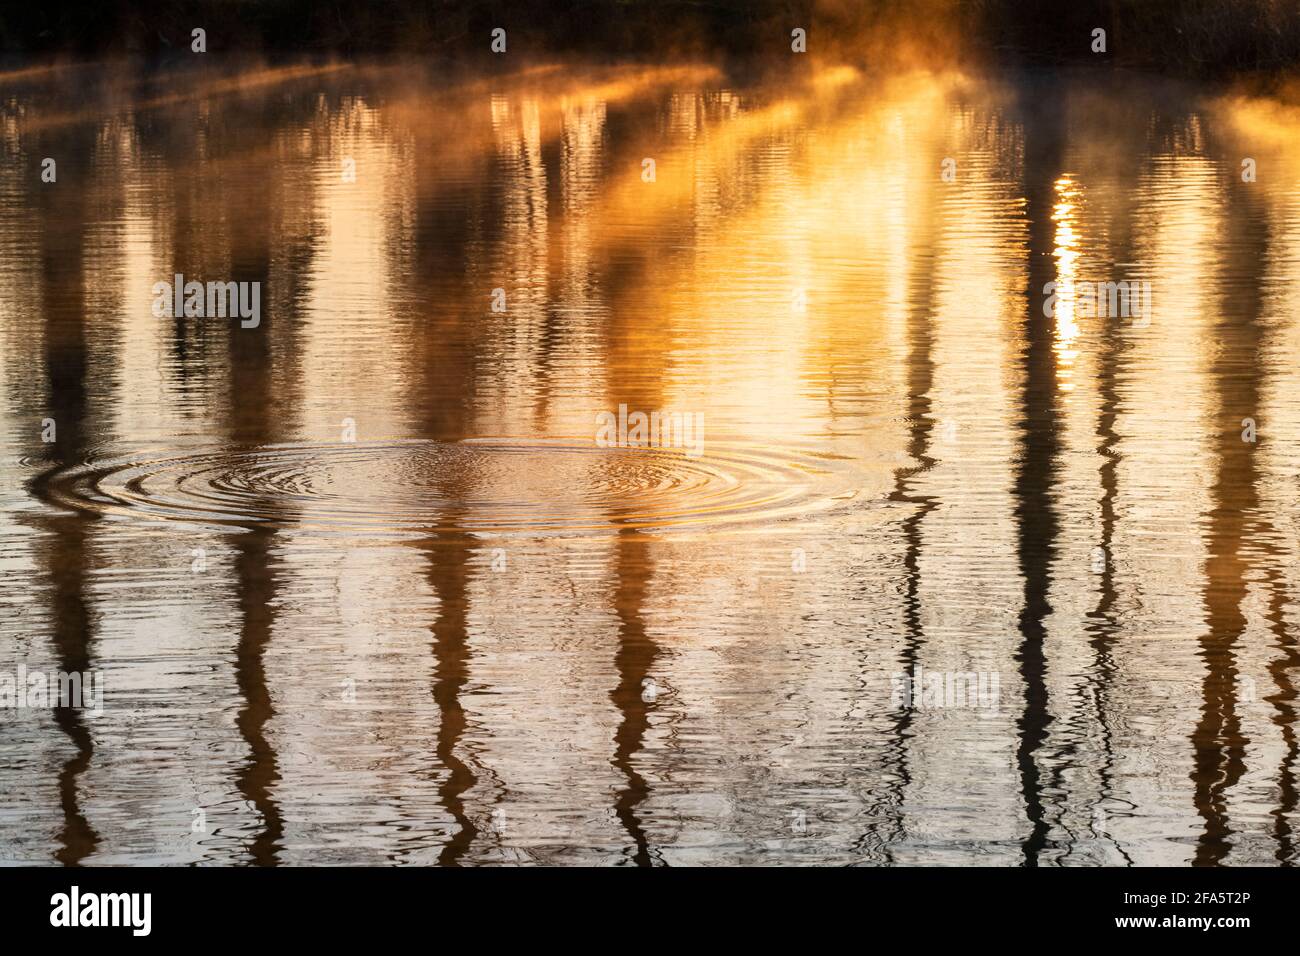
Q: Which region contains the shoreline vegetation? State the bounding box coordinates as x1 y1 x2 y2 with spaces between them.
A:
3 1 1300 78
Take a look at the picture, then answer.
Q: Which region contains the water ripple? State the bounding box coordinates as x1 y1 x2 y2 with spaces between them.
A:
39 438 839 536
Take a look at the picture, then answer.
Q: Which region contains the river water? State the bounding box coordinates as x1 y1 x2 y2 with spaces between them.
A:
1 60 1298 865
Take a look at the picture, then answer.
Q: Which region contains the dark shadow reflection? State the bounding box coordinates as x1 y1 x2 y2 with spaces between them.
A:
1190 169 1270 867
230 523 284 866
1073 212 1136 867
608 529 661 866
599 217 667 865
1013 76 1067 865
422 515 482 867
859 201 941 862
407 144 495 862
23 134 101 866
1263 549 1299 864
220 135 289 866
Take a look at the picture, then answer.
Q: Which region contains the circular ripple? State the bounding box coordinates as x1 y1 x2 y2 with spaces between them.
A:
41 439 836 536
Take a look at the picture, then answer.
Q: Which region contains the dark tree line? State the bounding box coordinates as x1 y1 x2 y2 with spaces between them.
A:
3 1 1300 76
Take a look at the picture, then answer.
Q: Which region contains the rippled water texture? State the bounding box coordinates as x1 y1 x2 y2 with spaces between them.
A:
2 60 1299 865
45 439 834 534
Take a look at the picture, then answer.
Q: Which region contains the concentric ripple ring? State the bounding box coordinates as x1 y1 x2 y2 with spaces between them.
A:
38 438 838 536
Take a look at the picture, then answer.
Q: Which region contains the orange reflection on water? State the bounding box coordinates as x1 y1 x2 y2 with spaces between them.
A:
1051 175 1082 390
3 62 1300 866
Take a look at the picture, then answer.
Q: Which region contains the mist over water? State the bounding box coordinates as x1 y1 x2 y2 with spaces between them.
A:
1 59 1299 865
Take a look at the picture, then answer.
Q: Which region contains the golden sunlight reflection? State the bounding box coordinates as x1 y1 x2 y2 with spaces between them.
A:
2 60 1300 867
1051 176 1082 388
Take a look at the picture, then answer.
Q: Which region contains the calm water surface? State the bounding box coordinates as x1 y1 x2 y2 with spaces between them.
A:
1 60 1299 865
